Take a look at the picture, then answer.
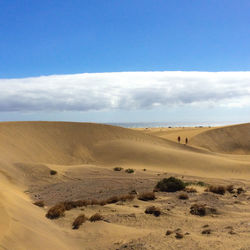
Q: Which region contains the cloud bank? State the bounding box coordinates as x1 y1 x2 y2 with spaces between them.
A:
0 71 250 112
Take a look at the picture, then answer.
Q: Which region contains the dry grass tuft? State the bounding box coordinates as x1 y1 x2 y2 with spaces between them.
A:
72 214 87 229
178 193 189 200
202 229 212 234
89 213 104 222
46 203 65 219
33 200 45 207
145 206 161 217
138 192 156 201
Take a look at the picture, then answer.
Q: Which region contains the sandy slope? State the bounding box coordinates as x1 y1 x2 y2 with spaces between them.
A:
189 123 250 155
0 121 250 249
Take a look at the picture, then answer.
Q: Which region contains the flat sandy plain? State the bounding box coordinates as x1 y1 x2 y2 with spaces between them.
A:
0 122 250 250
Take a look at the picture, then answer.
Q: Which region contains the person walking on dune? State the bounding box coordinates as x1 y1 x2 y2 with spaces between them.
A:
185 137 188 145
178 136 181 143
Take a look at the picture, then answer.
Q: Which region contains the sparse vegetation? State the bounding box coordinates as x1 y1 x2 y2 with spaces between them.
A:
72 214 87 229
206 185 226 195
185 181 206 187
166 230 173 236
145 206 161 217
33 200 44 207
138 192 156 201
190 203 217 216
185 187 197 193
237 187 245 194
113 167 123 171
89 213 104 222
175 232 184 239
178 193 189 200
155 177 185 192
119 194 135 202
50 170 57 175
125 168 134 174
46 203 65 219
202 229 212 234
226 185 234 193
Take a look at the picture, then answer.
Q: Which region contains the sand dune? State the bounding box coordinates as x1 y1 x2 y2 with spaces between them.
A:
0 121 250 249
189 123 250 154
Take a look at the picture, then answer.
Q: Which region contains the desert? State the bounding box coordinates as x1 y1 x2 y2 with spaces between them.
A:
0 121 250 249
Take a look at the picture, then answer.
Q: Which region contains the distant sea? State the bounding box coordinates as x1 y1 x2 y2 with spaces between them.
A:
105 121 242 128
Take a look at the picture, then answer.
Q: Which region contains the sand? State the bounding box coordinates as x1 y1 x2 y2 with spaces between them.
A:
0 121 250 249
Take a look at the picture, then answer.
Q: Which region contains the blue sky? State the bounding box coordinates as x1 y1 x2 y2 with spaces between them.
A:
0 1 250 124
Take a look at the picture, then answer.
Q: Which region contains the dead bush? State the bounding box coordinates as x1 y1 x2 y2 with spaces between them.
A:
33 200 44 207
72 214 87 229
207 185 226 195
190 204 217 216
145 206 161 217
46 203 65 219
90 199 100 205
178 193 189 200
138 192 156 201
89 213 104 222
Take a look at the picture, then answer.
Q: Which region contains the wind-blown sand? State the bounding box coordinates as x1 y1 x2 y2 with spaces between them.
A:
0 122 250 249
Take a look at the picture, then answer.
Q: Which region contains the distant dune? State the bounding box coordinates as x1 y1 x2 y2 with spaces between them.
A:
190 123 250 154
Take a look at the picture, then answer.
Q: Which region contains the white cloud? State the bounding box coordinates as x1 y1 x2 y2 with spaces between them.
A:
0 71 250 112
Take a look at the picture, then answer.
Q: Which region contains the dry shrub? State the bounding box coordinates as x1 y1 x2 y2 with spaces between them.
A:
185 187 197 193
178 193 189 200
73 200 90 207
145 206 161 217
89 213 104 222
113 167 123 171
72 214 87 229
46 203 65 219
202 229 212 234
50 170 57 175
138 192 156 201
207 185 226 195
99 200 107 206
175 232 184 239
190 203 217 216
237 187 245 194
226 185 234 193
33 200 44 207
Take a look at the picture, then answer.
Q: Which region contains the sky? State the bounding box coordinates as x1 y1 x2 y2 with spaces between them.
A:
0 0 250 125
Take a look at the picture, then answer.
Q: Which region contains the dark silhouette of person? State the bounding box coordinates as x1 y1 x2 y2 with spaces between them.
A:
185 137 188 144
178 136 181 143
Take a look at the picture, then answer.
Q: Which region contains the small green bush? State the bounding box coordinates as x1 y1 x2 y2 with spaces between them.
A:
155 177 185 192
125 168 134 174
